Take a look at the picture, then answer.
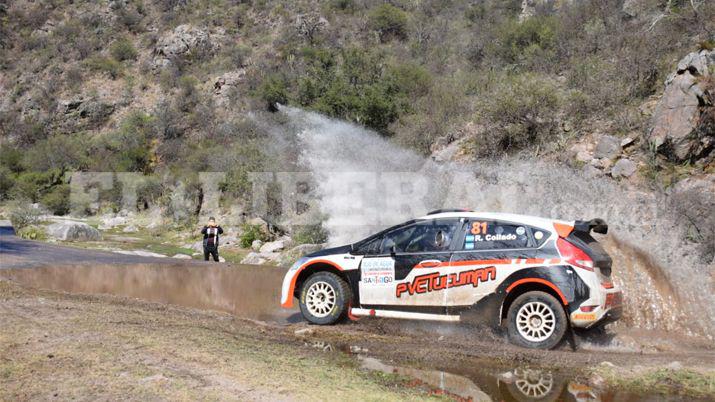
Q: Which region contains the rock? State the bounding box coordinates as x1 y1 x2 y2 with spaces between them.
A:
46 222 101 241
260 239 288 254
594 135 621 159
241 252 269 265
590 158 612 170
172 254 192 259
620 137 636 148
218 256 225 262
251 239 263 251
582 164 603 178
576 150 593 163
99 216 127 230
666 361 683 370
294 328 314 336
247 217 270 233
611 158 638 178
153 24 216 68
184 241 203 252
113 250 167 258
648 50 714 162
349 345 368 354
221 235 238 246
213 70 246 105
599 361 616 368
122 225 138 233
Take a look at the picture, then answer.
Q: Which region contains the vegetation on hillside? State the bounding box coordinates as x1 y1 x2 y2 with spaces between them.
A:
0 0 713 218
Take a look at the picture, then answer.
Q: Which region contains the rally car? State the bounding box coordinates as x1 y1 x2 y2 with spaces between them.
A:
280 210 623 349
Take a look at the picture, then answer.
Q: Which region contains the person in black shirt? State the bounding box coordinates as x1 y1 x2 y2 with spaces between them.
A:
201 217 224 262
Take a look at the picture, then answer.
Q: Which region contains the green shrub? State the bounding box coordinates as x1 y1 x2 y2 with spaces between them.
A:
17 225 47 240
0 146 24 173
0 165 14 200
493 16 559 65
368 4 408 42
387 63 432 97
40 184 70 215
478 73 561 155
92 112 155 172
11 170 63 202
85 56 122 79
110 37 138 61
24 134 88 172
258 75 288 111
239 223 269 248
292 224 328 245
9 202 43 229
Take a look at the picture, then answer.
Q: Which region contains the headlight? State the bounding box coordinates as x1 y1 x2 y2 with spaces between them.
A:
289 257 309 272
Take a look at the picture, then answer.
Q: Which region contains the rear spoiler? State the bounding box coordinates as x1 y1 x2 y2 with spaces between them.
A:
574 218 608 235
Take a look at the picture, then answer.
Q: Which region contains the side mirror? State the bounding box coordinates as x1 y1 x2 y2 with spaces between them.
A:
390 245 396 255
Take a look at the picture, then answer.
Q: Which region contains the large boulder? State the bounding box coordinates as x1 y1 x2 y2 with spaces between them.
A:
153 25 217 68
47 221 101 241
259 238 292 254
648 50 714 162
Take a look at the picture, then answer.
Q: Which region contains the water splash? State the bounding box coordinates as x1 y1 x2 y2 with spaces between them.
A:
279 106 714 338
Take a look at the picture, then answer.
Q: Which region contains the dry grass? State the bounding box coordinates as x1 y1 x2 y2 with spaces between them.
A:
0 280 437 401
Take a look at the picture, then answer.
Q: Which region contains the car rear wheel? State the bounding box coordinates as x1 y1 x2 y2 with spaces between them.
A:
507 291 567 349
299 272 351 325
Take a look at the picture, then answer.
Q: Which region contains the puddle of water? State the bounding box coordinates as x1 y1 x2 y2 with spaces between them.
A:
356 355 706 402
0 263 300 323
302 341 707 402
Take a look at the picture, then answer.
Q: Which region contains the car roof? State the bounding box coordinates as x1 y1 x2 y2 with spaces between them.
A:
416 211 572 231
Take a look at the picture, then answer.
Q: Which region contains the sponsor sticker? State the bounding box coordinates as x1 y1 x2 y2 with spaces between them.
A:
573 313 597 321
361 257 395 286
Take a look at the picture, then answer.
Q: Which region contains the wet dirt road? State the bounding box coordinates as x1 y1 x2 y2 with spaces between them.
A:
0 222 298 323
2 222 714 401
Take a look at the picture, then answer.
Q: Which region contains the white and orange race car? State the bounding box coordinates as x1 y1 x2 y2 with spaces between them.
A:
280 210 623 349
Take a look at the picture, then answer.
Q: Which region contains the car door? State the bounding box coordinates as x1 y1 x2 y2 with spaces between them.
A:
446 219 536 307
359 218 461 307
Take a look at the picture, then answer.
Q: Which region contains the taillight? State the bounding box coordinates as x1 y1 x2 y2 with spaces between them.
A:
579 305 597 312
557 238 594 271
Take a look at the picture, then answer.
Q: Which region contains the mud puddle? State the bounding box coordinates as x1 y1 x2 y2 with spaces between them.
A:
0 263 300 323
300 340 709 402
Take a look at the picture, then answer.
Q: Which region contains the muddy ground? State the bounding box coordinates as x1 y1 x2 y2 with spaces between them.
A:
2 277 714 401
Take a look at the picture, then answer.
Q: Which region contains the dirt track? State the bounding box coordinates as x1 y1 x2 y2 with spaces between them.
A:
2 222 715 400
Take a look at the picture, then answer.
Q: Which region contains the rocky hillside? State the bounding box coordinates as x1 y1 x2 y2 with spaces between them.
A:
0 0 713 255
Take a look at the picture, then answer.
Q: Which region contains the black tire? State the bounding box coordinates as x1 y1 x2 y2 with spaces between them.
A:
299 272 351 325
506 291 567 349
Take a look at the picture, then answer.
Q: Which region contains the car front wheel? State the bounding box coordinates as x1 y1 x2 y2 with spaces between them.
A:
299 272 351 325
506 291 567 349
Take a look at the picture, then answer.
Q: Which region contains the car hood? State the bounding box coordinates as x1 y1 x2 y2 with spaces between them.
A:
305 244 353 258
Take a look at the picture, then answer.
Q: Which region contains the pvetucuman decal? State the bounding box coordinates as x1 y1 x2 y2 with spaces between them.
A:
281 209 623 349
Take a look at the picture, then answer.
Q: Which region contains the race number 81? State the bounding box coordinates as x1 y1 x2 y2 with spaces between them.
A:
471 221 487 235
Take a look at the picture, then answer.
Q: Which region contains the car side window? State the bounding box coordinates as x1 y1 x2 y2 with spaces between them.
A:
355 236 382 255
382 219 460 254
463 220 530 250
